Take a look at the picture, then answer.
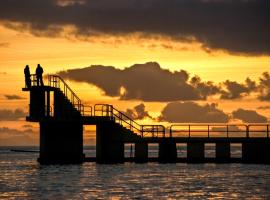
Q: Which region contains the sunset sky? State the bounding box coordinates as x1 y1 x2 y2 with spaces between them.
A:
0 0 270 145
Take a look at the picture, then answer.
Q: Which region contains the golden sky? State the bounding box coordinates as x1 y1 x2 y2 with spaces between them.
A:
0 0 270 145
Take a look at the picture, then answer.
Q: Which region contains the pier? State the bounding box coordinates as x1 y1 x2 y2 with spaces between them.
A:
23 75 270 164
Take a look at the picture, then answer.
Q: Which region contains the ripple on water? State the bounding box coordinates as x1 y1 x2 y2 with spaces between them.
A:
1 151 270 199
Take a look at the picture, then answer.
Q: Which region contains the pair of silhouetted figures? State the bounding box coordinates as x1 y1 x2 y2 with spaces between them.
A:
24 64 44 88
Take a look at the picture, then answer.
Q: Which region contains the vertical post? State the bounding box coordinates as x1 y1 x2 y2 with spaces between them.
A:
246 125 249 138
227 125 229 138
267 125 269 138
46 90 50 117
208 125 210 138
189 125 191 138
170 126 172 138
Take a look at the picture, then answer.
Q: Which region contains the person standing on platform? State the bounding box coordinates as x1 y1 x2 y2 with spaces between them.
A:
36 64 44 86
24 65 31 88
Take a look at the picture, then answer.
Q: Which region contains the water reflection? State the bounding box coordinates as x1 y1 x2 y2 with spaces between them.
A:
1 150 270 199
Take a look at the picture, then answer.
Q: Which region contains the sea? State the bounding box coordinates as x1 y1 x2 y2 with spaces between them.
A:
1 146 270 199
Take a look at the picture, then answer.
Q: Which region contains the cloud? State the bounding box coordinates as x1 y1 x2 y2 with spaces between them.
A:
59 62 270 102
0 126 37 146
0 42 9 48
22 124 34 128
232 108 268 123
59 62 221 101
4 94 26 100
190 75 220 99
0 0 269 54
158 102 229 123
124 103 153 120
220 78 257 99
258 72 270 100
0 127 34 135
0 109 27 121
257 105 270 110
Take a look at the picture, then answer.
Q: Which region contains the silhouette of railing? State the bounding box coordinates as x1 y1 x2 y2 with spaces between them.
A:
170 124 270 138
48 75 84 113
94 104 165 137
46 76 164 137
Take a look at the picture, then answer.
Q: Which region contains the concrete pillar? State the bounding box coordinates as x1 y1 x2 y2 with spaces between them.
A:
46 91 50 117
96 122 124 164
135 142 148 163
158 139 177 163
187 142 204 162
30 89 45 119
242 141 270 163
39 119 84 164
216 142 230 162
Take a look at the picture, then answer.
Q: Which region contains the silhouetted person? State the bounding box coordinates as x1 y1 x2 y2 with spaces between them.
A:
36 64 44 86
24 65 31 88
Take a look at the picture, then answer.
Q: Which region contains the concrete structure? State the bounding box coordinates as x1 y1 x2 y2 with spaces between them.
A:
135 142 148 163
23 75 270 164
242 140 270 164
216 142 230 162
187 142 204 162
158 139 177 163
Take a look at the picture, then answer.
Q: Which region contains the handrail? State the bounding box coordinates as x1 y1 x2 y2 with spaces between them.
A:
94 104 165 138
47 75 83 113
30 75 165 138
170 124 270 138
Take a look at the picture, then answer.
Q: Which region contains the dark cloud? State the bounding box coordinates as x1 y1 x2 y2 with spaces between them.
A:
59 62 270 102
232 108 268 123
258 72 270 100
124 103 153 120
0 0 269 54
220 78 257 99
190 75 220 99
158 102 229 123
0 109 27 121
59 62 222 101
4 94 26 100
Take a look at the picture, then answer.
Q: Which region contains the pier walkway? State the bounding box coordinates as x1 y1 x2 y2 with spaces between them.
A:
23 75 270 164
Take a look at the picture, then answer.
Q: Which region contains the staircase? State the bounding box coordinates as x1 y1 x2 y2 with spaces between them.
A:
46 75 165 138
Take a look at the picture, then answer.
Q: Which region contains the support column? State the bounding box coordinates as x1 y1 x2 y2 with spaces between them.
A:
30 89 45 120
135 142 148 163
242 140 270 163
187 142 204 162
158 139 177 163
39 119 84 164
46 90 50 117
216 142 230 162
96 122 124 164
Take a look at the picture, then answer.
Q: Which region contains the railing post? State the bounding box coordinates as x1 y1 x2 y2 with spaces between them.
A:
226 125 229 138
170 126 172 138
208 125 210 138
246 125 249 138
267 125 269 138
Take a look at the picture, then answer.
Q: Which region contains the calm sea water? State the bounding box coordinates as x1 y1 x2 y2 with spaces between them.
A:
1 146 270 199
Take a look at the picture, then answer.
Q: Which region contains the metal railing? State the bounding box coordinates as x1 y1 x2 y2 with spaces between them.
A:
27 75 164 137
48 75 84 113
94 104 165 137
170 124 270 138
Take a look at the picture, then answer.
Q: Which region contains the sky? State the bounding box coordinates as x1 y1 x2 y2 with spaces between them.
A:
0 0 270 146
